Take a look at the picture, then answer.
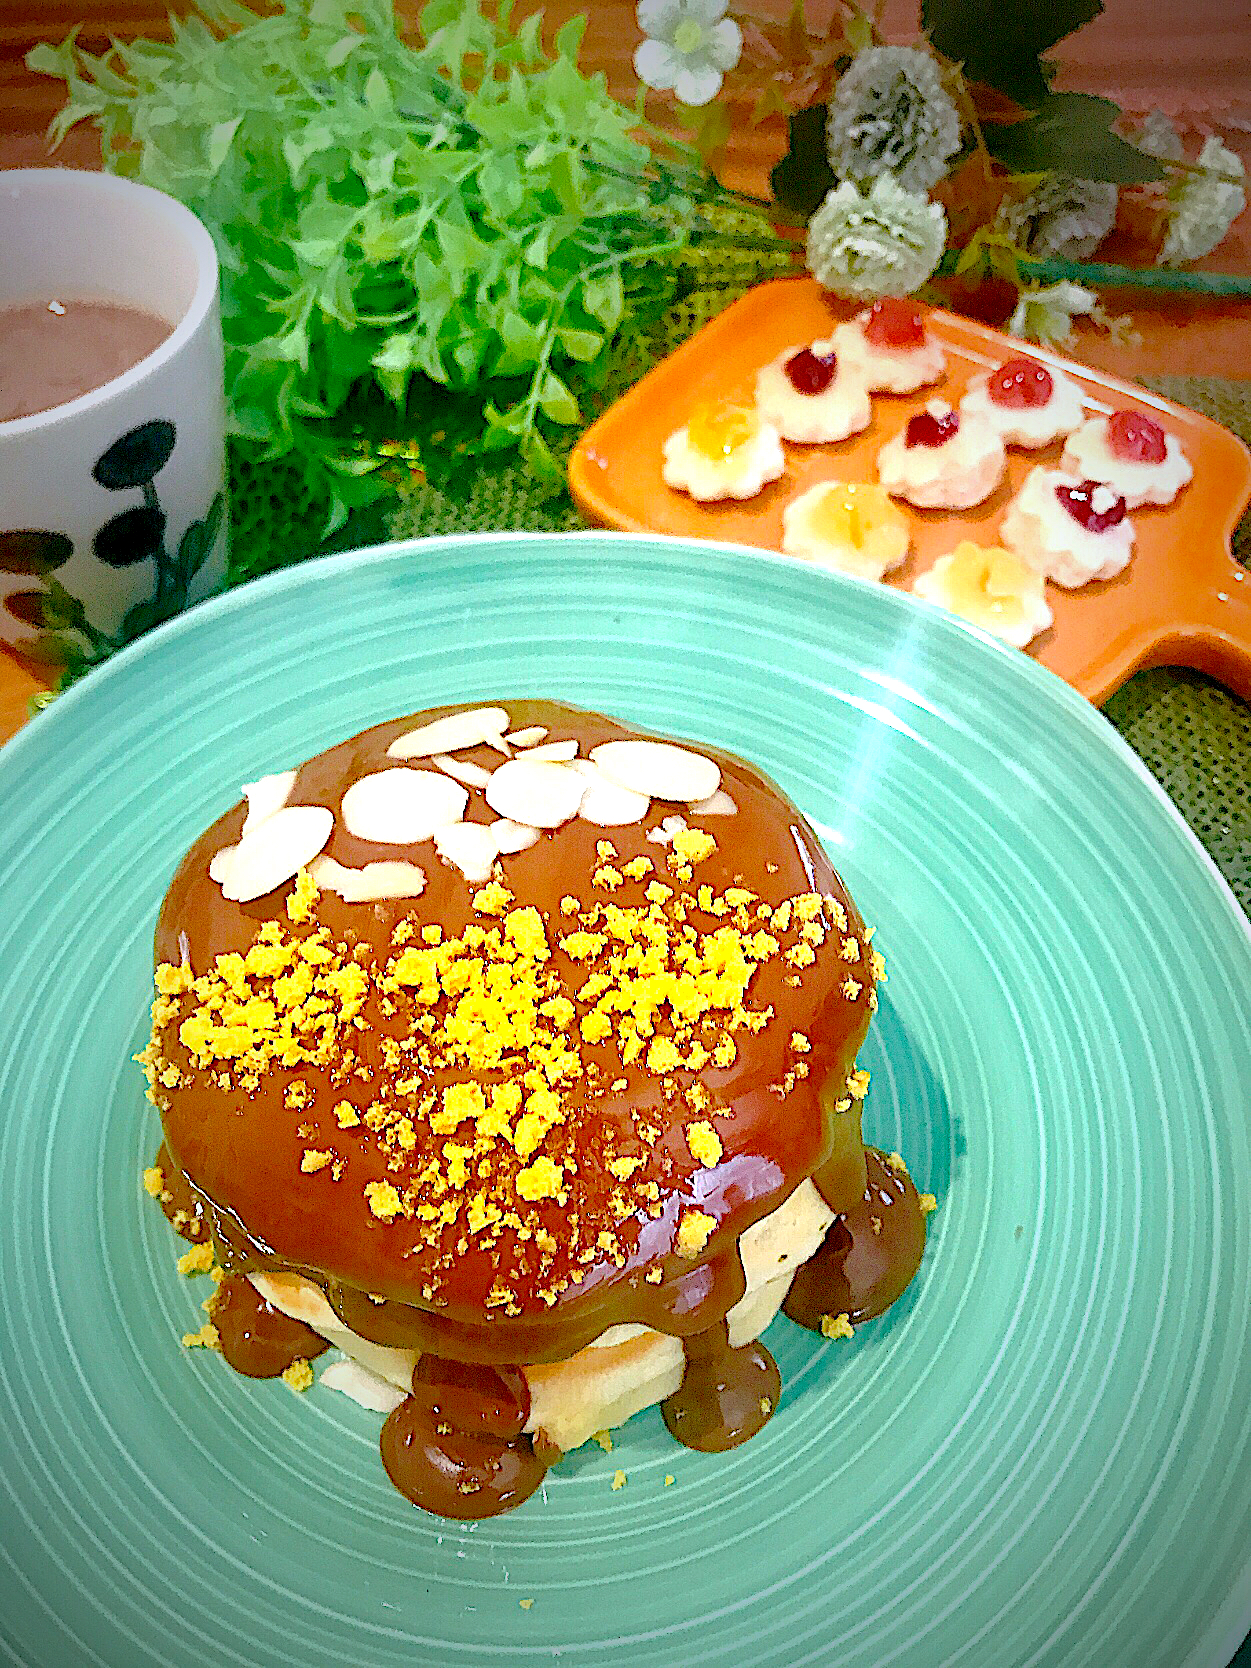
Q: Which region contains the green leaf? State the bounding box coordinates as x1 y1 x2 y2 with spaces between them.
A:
769 104 835 220
207 116 241 173
921 0 1102 107
580 270 624 331
536 370 580 425
324 33 362 70
556 324 604 362
985 93 1165 185
845 6 874 54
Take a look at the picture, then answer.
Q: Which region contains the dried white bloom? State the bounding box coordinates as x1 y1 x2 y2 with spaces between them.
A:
826 45 962 194
1160 135 1246 265
633 0 742 107
806 174 947 301
1135 110 1184 163
995 174 1118 261
1008 282 1099 348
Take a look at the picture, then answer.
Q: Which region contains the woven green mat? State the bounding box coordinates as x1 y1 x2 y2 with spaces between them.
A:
227 303 1251 916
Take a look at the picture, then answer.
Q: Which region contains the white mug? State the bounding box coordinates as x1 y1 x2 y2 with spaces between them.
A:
0 168 227 664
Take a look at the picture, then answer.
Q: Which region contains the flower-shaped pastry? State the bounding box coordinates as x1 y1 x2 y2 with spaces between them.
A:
1061 410 1192 508
913 540 1053 648
832 298 946 395
1000 467 1135 588
781 480 910 579
877 401 1006 510
755 343 872 444
662 401 785 501
960 356 1086 449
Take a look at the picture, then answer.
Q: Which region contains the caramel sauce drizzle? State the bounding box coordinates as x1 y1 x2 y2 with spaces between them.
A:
144 702 929 1517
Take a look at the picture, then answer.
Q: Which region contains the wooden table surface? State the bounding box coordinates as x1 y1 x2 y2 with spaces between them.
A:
2 0 1250 738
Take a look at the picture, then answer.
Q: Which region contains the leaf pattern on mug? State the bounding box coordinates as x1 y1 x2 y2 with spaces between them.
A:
5 423 223 682
92 420 177 490
94 506 168 568
0 530 75 576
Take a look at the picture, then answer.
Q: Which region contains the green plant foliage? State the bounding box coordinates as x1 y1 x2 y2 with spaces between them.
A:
984 93 1164 186
30 0 768 523
920 0 1102 107
770 105 836 220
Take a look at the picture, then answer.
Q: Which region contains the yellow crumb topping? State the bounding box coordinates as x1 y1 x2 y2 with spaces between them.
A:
592 1429 613 1452
142 1165 165 1197
286 867 319 924
365 1180 402 1220
154 962 194 996
472 881 513 916
670 828 716 866
519 1598 534 1611
919 1192 938 1214
685 1121 723 1167
516 1155 564 1202
676 1209 716 1260
181 1322 220 1350
611 1468 627 1491
282 1357 315 1392
820 1312 854 1340
664 1474 675 1487
176 1242 215 1277
142 832 868 1310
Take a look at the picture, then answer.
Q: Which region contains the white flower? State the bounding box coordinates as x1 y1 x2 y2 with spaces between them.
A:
1008 282 1098 348
1135 110 1184 163
633 0 742 107
806 174 947 300
1160 135 1246 265
826 45 962 195
995 174 1118 261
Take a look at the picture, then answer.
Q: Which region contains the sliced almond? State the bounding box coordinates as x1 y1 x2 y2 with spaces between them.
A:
311 855 427 903
505 726 548 747
208 846 235 883
434 821 501 883
240 769 297 836
690 789 737 817
485 758 586 828
578 780 651 827
432 753 493 790
646 814 688 847
387 706 510 760
217 805 333 903
589 740 720 804
519 740 579 763
491 819 541 854
340 769 467 844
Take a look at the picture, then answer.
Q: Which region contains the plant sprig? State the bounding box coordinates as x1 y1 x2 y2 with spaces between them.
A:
30 0 784 525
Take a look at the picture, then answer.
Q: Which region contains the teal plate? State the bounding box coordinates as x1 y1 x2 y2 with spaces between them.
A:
2 533 1250 1668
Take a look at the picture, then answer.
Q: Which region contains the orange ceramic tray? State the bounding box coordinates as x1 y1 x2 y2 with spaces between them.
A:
569 278 1251 704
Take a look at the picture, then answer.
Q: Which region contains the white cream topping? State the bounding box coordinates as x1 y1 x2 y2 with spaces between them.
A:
959 367 1086 449
831 315 946 394
753 341 873 444
877 402 1007 509
1061 417 1193 508
999 466 1135 588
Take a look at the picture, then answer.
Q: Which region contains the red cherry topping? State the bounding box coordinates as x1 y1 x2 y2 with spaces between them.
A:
905 407 959 448
988 357 1054 410
784 346 839 396
1055 478 1127 533
864 298 926 349
1107 409 1167 465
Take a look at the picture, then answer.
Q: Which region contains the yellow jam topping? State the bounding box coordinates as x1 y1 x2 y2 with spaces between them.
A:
687 401 757 461
941 541 1035 629
808 481 905 551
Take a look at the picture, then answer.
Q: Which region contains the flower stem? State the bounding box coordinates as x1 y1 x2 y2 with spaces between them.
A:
1020 257 1251 298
